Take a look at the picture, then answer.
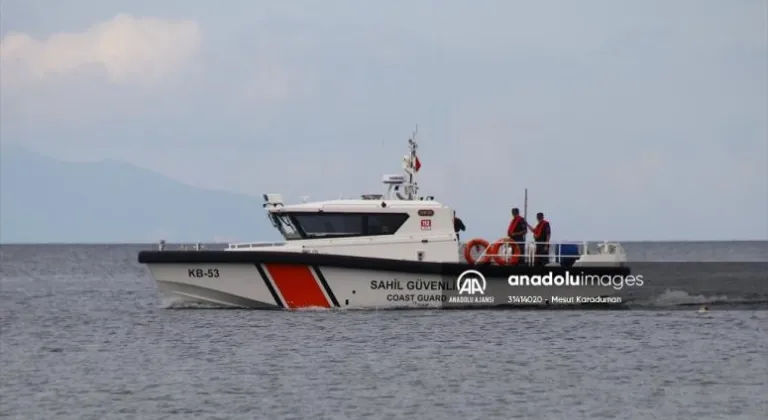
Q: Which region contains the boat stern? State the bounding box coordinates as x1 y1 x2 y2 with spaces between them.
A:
572 241 628 267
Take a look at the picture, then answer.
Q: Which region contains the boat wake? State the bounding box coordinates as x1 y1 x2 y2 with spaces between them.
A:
158 290 768 310
628 289 768 310
159 298 354 311
160 297 245 310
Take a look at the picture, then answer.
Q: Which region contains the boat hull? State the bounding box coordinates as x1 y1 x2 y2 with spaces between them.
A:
140 251 632 310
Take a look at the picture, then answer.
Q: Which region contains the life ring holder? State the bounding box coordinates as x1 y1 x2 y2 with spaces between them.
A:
490 238 520 266
463 238 492 265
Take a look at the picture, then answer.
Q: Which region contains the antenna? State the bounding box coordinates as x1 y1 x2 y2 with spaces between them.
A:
406 125 419 200
389 125 421 201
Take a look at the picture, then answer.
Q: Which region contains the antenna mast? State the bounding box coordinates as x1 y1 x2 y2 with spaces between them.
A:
407 125 419 200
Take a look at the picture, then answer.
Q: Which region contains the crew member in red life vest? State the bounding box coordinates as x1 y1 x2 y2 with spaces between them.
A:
507 208 527 263
528 212 551 266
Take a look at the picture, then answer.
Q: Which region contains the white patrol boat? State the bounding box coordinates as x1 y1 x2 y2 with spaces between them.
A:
138 129 631 310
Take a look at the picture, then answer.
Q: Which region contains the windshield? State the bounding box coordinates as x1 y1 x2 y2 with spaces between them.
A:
269 211 411 240
292 213 365 239
269 213 302 240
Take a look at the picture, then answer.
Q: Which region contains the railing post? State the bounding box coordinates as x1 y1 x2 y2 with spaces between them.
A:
528 241 534 265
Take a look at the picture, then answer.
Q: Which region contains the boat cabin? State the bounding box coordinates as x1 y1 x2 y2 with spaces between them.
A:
263 194 454 241
253 180 461 262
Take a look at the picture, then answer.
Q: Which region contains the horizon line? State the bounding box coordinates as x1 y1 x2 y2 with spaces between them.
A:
1 239 766 246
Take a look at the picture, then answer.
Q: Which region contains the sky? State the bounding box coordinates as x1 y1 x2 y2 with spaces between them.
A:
1 0 767 242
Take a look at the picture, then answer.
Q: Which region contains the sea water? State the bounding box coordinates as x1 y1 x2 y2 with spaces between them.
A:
1 242 767 419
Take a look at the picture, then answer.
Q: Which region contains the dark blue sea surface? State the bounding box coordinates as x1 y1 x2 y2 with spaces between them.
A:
1 241 767 419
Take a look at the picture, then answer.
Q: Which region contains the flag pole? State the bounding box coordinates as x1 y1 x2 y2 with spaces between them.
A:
524 188 529 262
524 188 528 224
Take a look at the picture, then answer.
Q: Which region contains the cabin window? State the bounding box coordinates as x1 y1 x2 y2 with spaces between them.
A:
288 212 410 238
366 213 410 236
292 213 365 238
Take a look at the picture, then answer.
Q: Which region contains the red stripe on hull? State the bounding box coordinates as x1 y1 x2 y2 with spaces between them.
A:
263 264 330 309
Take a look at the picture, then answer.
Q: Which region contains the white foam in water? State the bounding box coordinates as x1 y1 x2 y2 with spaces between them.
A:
160 297 236 309
650 289 733 307
293 306 337 312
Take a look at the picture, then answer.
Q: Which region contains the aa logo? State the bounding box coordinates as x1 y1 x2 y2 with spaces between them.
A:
456 270 487 295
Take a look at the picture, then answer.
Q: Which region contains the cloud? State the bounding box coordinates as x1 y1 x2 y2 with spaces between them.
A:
0 13 201 88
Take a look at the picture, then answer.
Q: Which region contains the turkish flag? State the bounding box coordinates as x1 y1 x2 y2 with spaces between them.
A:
414 156 421 172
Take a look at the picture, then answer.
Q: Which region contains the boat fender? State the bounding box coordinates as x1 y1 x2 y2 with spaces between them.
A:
490 238 520 266
464 238 491 264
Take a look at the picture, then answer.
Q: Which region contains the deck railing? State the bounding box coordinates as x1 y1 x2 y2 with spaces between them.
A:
459 240 625 266
153 241 283 251
227 242 285 250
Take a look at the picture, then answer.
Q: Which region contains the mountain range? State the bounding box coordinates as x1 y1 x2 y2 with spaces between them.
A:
0 144 276 243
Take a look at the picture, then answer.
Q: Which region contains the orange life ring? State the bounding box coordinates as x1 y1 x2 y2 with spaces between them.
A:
464 238 491 265
490 238 520 265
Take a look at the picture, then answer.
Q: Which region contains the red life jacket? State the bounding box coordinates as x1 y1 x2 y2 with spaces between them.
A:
507 216 523 237
533 220 550 241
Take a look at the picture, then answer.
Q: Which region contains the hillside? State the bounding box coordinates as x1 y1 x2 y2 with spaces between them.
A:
0 144 277 243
